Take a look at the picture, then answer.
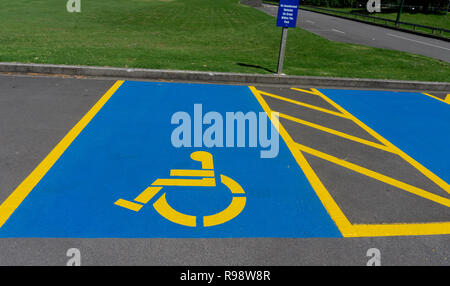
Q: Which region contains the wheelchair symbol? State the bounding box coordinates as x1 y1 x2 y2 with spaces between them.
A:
114 151 246 227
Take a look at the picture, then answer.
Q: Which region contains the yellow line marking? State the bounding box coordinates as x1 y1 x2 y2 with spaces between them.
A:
445 94 450 104
296 142 450 208
422 92 450 105
291 87 323 96
191 151 214 169
170 169 215 177
249 86 354 235
347 222 450 237
0 80 124 229
258 89 349 119
152 178 216 187
221 174 245 194
114 199 143 212
278 112 394 153
310 88 450 195
203 197 246 227
153 193 196 227
134 187 162 204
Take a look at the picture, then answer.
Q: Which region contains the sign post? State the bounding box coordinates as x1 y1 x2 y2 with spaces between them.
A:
395 0 405 27
276 0 299 75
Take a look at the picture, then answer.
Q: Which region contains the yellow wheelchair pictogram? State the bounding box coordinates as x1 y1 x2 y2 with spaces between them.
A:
114 151 246 227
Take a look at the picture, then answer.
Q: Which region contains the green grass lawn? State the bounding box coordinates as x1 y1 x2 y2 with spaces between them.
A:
0 0 449 82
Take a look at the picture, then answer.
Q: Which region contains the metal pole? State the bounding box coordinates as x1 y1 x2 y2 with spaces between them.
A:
395 0 405 27
277 27 288 75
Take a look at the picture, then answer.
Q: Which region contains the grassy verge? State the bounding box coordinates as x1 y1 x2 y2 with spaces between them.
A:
0 0 448 82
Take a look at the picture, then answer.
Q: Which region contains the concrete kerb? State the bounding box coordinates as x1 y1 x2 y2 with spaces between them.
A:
0 62 449 92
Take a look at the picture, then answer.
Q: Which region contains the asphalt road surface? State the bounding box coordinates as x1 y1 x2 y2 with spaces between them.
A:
258 4 450 62
0 74 448 265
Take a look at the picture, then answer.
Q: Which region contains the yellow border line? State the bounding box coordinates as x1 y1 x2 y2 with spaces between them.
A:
296 142 450 208
348 222 450 237
309 88 450 195
422 92 450 105
249 86 354 235
258 90 349 119
291 87 322 96
0 80 125 228
278 112 393 153
253 86 450 237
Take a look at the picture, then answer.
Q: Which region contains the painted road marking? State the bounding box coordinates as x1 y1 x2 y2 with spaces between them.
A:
0 80 125 228
258 90 348 118
309 88 450 195
0 81 340 238
422 92 450 105
251 86 354 234
332 29 345 34
310 88 450 236
1 80 448 238
295 142 450 208
386 33 450 51
250 86 450 237
264 88 448 202
278 112 393 152
135 187 162 204
115 199 143 212
170 169 215 177
115 151 247 228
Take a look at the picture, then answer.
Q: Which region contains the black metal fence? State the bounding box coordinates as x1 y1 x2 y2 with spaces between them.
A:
261 0 450 39
302 5 450 37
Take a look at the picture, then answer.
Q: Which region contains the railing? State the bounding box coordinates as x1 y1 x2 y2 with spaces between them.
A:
260 1 450 39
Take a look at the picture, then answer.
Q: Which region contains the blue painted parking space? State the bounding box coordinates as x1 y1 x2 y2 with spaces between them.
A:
0 81 341 238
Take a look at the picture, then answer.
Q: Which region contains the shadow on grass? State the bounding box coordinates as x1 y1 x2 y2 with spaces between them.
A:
236 62 275 73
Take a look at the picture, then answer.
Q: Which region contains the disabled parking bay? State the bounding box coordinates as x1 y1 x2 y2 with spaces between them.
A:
0 79 341 238
0 74 448 265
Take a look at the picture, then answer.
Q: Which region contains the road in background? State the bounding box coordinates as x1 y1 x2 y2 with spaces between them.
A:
258 4 450 62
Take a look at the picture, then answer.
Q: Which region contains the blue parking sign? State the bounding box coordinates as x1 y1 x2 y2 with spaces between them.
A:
276 0 299 28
